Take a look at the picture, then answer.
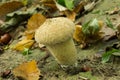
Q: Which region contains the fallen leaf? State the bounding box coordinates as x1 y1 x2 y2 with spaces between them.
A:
105 17 116 30
73 25 85 43
73 1 86 13
106 7 120 15
41 0 56 8
0 1 24 19
102 48 120 63
21 0 32 6
84 2 95 12
62 10 76 21
54 0 67 11
10 13 46 51
101 26 116 41
13 60 41 80
40 0 54 3
41 0 75 19
112 52 120 56
82 18 103 35
12 39 34 51
65 0 74 10
25 13 46 39
73 20 104 48
0 5 42 32
22 48 32 55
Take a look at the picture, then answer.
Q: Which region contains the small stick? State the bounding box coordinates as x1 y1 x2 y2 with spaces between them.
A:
79 76 89 80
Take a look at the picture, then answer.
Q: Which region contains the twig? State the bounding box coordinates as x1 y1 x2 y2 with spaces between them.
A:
79 76 90 80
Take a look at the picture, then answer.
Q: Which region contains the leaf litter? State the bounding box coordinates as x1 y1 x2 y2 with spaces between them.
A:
0 0 120 80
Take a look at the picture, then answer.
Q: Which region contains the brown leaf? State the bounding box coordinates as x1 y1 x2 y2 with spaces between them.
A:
41 0 56 8
102 26 116 41
12 39 34 51
41 0 67 11
84 2 96 12
12 14 46 51
25 13 46 39
40 0 54 3
106 7 120 15
13 60 41 80
62 10 76 21
41 0 58 12
73 1 86 13
0 1 24 19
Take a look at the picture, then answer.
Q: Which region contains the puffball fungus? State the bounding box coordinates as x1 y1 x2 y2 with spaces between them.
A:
35 17 77 66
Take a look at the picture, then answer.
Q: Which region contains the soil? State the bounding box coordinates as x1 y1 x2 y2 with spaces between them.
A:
0 0 120 80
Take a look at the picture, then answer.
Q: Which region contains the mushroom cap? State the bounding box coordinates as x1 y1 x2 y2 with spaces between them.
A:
35 17 75 45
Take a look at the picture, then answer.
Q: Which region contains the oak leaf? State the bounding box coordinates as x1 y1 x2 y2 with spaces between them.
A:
25 13 46 39
12 39 34 51
13 60 41 80
0 1 24 19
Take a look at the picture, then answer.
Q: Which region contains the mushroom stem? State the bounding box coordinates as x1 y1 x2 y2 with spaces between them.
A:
47 38 77 65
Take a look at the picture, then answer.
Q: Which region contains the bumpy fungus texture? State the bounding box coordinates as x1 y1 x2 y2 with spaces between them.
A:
35 17 77 65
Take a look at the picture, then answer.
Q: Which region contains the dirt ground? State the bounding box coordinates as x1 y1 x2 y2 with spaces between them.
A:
0 0 120 80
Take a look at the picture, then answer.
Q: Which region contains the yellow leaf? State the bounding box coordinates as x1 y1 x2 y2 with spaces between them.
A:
13 60 41 80
62 10 76 21
25 30 35 40
73 25 85 43
25 13 46 39
12 39 34 51
0 1 24 18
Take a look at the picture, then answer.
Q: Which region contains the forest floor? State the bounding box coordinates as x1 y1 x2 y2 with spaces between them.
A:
0 0 120 80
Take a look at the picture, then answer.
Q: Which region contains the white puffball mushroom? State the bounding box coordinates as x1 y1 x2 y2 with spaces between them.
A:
35 17 77 66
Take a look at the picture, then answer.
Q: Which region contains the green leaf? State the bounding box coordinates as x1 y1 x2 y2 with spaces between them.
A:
102 49 120 63
82 18 100 35
106 17 116 30
112 52 120 56
56 0 74 10
82 20 91 35
64 0 74 10
22 48 32 55
57 0 65 6
89 18 99 34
